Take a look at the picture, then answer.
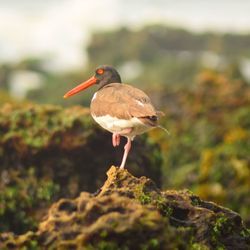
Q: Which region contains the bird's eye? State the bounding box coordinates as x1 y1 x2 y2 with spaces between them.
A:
96 68 104 75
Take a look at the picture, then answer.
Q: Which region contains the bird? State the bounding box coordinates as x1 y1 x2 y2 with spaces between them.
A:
64 65 166 169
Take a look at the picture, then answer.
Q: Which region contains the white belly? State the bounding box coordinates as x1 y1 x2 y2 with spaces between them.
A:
92 114 151 139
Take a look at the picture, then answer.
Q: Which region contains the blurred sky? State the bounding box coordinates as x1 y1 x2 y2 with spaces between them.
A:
1 0 250 71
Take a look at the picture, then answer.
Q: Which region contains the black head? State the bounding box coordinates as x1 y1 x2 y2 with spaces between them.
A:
94 65 122 89
64 65 122 98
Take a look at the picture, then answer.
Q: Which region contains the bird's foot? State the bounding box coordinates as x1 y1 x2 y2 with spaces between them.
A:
112 133 121 147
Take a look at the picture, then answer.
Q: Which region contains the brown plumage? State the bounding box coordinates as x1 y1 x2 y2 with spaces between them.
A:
91 83 159 127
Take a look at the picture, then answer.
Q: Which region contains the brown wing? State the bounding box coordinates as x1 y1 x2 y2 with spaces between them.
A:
91 83 161 126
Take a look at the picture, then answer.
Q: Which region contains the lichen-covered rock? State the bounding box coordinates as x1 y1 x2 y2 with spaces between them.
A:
0 103 162 234
151 70 250 226
1 166 249 249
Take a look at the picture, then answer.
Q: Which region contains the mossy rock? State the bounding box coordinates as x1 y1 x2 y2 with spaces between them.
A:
0 103 163 234
0 166 249 249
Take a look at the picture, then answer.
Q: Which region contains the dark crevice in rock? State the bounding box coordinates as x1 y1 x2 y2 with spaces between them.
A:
57 200 77 213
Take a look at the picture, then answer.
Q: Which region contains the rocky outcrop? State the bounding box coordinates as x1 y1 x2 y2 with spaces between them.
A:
0 103 162 234
1 166 249 250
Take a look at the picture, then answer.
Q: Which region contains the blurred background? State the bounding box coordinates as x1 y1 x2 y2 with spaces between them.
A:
0 0 250 232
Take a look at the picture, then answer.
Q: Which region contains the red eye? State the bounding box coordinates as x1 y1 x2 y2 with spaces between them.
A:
97 69 104 75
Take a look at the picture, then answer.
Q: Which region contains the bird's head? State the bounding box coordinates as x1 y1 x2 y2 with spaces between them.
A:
64 65 121 98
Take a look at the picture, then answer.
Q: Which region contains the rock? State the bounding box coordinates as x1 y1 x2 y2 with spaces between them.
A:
0 103 162 234
1 166 249 249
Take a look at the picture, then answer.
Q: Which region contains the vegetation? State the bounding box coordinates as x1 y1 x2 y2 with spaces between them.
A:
149 69 250 226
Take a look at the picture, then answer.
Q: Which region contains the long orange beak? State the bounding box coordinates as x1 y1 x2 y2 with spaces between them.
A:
63 76 97 98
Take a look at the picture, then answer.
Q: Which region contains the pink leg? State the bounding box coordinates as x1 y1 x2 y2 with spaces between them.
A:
112 128 132 147
112 133 120 147
119 138 132 169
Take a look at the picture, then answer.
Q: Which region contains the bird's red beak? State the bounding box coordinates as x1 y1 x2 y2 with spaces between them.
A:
63 76 97 98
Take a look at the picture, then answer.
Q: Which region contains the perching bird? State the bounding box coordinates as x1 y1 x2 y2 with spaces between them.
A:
64 65 166 169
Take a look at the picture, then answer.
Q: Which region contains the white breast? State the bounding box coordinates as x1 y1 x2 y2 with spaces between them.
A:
92 114 152 139
91 92 97 101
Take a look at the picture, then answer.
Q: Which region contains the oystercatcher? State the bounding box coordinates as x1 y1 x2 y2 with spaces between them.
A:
64 65 166 169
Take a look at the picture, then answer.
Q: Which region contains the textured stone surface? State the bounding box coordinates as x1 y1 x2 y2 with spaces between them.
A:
0 166 249 249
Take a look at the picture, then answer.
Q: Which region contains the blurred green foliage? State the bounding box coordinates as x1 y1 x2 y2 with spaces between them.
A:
148 69 250 226
0 167 59 233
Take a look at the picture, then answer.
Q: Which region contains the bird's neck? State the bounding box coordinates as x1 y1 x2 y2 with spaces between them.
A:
98 75 122 90
98 82 122 90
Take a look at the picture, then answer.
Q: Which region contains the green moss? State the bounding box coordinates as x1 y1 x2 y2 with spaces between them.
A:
160 205 173 217
86 241 128 250
37 181 60 201
88 238 160 250
0 168 60 234
211 216 228 249
212 216 228 238
134 183 180 220
138 192 152 204
240 227 250 241
20 240 40 250
29 240 39 249
134 185 152 205
189 243 210 250
145 238 160 249
100 230 108 238
153 196 173 217
0 104 92 150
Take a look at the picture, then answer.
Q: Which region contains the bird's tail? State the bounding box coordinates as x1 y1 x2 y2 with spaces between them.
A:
157 125 170 135
156 111 170 135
